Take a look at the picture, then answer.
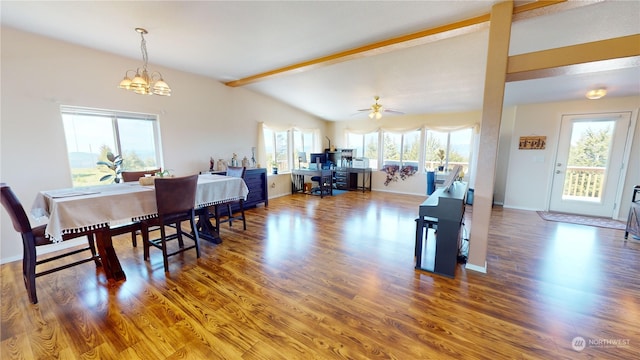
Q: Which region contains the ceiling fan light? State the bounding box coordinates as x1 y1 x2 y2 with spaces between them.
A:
586 88 606 100
375 112 382 120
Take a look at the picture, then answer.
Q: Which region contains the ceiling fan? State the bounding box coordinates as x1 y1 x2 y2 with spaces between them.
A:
358 96 404 119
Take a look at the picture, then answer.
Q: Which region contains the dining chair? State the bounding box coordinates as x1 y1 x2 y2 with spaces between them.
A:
120 168 161 247
214 166 247 230
141 174 200 273
0 183 101 304
121 169 161 182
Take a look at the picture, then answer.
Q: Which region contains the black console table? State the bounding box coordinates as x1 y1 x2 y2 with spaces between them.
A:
625 185 640 240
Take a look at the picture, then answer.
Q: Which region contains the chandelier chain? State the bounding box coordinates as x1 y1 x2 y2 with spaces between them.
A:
139 31 148 70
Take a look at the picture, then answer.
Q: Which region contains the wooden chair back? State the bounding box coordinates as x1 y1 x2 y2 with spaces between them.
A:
1 183 32 234
121 169 161 182
153 175 198 216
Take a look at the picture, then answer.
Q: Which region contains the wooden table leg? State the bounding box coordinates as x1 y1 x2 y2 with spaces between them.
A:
94 228 126 281
196 207 222 244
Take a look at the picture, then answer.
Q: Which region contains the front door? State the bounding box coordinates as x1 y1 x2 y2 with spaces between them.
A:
549 112 631 217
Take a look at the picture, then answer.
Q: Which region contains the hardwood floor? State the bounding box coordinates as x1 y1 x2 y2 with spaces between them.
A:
1 191 639 359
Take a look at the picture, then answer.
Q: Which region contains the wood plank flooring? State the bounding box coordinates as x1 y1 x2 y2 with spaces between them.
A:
1 191 639 359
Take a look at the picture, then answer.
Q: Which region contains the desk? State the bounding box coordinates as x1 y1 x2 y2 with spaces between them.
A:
291 169 333 198
31 174 248 281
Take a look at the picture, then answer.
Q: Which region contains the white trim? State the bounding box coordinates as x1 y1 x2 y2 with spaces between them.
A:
466 261 487 273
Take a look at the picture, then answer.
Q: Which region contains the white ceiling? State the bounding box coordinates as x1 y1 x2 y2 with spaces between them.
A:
1 0 639 121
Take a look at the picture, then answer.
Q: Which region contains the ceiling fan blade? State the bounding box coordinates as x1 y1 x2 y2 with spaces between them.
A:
384 109 405 114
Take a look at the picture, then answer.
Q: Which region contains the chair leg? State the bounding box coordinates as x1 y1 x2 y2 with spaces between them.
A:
176 221 185 248
227 204 233 227
22 234 38 304
189 213 201 259
142 224 151 261
239 200 246 230
159 226 170 273
131 230 137 247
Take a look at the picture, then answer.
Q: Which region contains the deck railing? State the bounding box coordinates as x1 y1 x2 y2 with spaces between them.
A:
563 166 605 199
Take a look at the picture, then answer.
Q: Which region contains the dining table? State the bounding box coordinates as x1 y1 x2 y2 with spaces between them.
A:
31 174 249 281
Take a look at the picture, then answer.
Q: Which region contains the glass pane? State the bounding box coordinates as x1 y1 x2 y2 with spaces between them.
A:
263 127 275 167
62 113 116 187
347 133 364 162
118 118 159 170
449 128 472 175
364 133 378 169
563 121 614 202
424 130 448 171
293 130 315 166
402 131 420 168
382 132 401 166
275 131 289 171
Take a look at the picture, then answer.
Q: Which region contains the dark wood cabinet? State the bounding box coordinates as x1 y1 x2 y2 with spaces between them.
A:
204 168 268 214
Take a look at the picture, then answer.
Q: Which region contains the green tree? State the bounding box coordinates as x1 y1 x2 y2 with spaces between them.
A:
568 127 611 167
424 135 444 162
383 133 400 161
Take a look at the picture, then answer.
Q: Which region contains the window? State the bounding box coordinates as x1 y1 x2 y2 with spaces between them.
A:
346 132 379 169
424 128 473 175
61 106 161 187
382 130 421 169
263 126 318 172
263 127 288 171
292 129 317 165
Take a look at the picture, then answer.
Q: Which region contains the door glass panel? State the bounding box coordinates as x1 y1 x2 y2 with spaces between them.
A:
563 120 614 202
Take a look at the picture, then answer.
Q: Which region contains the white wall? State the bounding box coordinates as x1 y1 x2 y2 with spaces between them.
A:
0 27 326 263
501 96 640 218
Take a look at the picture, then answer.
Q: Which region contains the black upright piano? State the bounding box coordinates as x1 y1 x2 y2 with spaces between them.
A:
415 181 467 278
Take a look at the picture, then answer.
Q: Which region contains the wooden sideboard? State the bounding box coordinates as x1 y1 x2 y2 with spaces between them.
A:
204 168 268 214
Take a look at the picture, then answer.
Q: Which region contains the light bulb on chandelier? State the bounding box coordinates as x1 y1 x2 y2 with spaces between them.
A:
119 28 171 96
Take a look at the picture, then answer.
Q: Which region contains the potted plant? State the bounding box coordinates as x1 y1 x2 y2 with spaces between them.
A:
97 152 123 183
436 149 445 171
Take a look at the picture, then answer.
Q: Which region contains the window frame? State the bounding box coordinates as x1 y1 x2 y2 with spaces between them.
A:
60 106 162 187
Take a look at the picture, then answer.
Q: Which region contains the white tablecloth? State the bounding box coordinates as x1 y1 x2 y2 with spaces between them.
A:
31 174 248 242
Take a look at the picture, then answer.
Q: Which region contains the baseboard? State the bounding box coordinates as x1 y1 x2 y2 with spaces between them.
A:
465 261 487 274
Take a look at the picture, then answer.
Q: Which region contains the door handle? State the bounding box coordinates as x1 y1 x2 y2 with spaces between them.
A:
556 170 562 174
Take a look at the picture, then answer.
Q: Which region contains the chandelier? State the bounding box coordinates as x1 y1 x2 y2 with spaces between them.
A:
118 28 171 96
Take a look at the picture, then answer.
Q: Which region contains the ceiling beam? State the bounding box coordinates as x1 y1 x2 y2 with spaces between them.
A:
508 34 640 74
225 0 570 87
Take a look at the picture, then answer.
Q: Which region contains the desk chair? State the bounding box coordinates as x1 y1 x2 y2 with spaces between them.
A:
120 168 161 247
214 166 247 230
311 163 332 196
1 183 101 304
141 175 200 273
